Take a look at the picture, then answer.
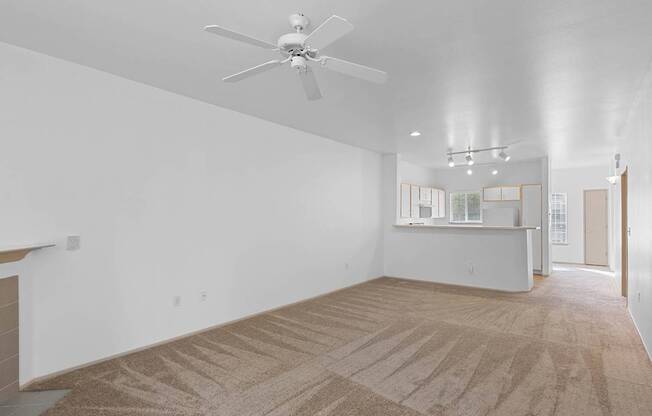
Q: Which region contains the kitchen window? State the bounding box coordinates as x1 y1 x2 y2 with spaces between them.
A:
450 191 482 223
551 192 568 244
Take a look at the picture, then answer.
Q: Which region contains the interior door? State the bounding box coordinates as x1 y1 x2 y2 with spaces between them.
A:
522 184 542 272
585 189 609 266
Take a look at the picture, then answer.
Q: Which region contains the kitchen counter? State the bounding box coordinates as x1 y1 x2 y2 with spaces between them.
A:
386 224 535 292
393 224 539 231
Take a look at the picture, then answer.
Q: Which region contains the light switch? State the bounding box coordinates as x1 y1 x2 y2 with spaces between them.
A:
66 235 81 251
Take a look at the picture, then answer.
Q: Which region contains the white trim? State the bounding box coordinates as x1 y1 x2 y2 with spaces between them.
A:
20 275 382 389
628 307 652 362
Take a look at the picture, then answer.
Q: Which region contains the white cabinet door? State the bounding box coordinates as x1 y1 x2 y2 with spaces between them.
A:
501 186 521 201
438 189 446 217
420 187 432 203
400 184 411 218
484 187 502 201
430 189 439 218
410 185 420 218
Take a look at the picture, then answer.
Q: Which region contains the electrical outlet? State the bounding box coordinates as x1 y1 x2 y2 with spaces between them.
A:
173 296 181 307
66 235 81 251
200 291 207 302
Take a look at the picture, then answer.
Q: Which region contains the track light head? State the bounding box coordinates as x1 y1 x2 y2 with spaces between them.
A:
465 153 474 166
499 150 511 161
447 156 455 168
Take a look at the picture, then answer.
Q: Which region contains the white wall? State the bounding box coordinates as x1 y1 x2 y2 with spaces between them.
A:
616 64 652 358
0 42 384 383
551 165 612 266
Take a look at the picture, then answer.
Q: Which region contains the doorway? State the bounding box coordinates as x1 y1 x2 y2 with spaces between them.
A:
621 168 628 297
584 189 609 266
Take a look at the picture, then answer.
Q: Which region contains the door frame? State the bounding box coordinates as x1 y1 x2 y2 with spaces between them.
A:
583 189 609 266
520 184 543 274
621 168 628 297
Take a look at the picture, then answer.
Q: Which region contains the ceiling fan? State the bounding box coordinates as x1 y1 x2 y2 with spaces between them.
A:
204 13 388 100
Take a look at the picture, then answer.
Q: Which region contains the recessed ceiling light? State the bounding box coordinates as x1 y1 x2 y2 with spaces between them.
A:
492 169 498 175
447 156 455 167
410 131 421 137
466 169 473 175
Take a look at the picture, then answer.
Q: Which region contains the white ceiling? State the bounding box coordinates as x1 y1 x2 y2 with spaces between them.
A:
2 0 651 168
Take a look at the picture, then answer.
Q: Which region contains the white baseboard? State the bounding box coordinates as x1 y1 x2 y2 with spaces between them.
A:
21 276 382 389
628 307 652 362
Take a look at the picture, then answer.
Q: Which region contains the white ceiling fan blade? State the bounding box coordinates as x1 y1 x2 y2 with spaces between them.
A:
204 25 277 50
299 67 322 100
304 15 353 51
223 60 282 82
319 56 388 84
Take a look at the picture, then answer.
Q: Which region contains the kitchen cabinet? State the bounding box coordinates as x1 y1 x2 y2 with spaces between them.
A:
420 187 432 203
501 186 521 201
483 187 502 201
400 184 445 219
484 185 521 201
400 184 411 218
410 185 420 218
437 189 446 217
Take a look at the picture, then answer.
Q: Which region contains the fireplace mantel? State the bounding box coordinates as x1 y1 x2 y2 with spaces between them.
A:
0 243 56 265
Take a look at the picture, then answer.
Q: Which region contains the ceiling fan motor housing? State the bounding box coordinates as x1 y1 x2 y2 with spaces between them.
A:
277 33 308 54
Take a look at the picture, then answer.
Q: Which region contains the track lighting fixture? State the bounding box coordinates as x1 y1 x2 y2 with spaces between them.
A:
447 145 510 170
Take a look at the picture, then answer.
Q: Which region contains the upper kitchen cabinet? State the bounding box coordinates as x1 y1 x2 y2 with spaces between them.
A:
420 187 432 203
484 186 521 201
501 186 521 201
410 185 421 218
400 184 411 218
400 184 446 219
483 187 502 201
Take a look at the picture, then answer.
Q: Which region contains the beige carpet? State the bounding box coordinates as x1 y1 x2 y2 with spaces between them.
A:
33 266 652 415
